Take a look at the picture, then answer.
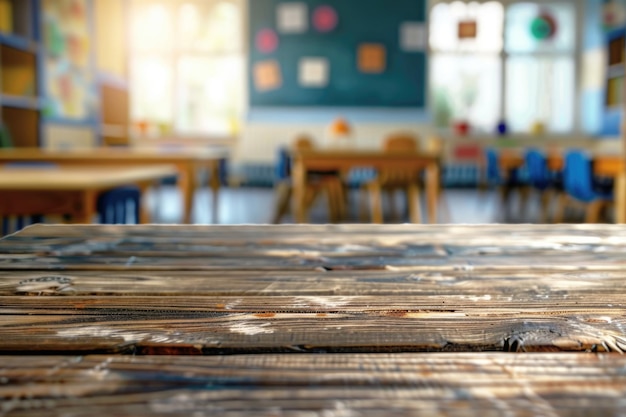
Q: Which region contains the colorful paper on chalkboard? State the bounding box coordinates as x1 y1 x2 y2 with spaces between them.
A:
358 44 386 74
277 2 308 33
256 28 279 53
400 22 426 51
254 60 282 91
313 5 338 32
299 57 329 87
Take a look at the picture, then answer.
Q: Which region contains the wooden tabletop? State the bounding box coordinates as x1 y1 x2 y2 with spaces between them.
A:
0 145 230 162
0 165 178 190
1 224 626 415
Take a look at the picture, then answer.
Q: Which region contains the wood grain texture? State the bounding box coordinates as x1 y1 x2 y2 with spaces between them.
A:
2 224 626 414
1 353 626 416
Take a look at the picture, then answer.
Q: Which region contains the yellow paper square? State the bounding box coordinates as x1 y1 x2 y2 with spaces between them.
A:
358 44 386 74
254 60 282 92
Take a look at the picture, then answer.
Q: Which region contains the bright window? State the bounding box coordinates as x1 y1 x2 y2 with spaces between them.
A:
429 1 577 134
129 0 244 137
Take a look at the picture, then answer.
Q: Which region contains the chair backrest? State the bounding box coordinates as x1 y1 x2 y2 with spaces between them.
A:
563 150 596 203
293 135 315 151
383 134 419 153
525 149 550 190
485 148 501 184
379 134 420 184
275 147 291 181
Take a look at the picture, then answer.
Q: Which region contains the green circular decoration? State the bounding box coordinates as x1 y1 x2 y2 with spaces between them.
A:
530 14 556 40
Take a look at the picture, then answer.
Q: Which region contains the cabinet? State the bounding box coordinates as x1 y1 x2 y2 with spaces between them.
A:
603 27 626 135
0 0 41 147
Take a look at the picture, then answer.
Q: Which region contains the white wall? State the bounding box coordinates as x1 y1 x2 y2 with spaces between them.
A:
236 121 437 164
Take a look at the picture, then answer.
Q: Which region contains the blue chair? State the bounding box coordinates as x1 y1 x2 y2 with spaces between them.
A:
271 147 293 223
484 148 527 219
557 150 613 223
97 186 141 224
524 149 562 222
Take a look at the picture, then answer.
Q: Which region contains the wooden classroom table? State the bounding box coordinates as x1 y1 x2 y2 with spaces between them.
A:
0 165 177 224
292 149 441 223
499 148 626 223
1 223 626 415
0 146 229 224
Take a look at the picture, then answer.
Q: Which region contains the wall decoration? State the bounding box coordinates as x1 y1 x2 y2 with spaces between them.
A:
530 11 557 40
358 43 386 73
254 60 282 91
277 2 308 34
313 5 338 32
43 0 94 120
249 0 427 107
458 20 477 39
256 28 279 53
603 0 626 30
400 22 427 51
299 57 329 87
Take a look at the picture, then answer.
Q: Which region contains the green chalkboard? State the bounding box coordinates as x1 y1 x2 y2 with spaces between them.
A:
249 0 427 107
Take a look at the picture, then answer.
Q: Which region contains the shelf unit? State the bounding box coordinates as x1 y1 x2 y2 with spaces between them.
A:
0 0 41 147
602 26 626 135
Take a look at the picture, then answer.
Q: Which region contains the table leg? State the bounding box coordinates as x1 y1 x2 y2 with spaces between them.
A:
137 181 152 224
209 160 221 224
425 162 440 224
616 172 626 224
292 158 308 223
177 163 195 224
78 189 97 224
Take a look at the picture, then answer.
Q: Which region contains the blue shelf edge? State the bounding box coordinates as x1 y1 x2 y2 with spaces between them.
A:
0 33 38 53
0 94 40 110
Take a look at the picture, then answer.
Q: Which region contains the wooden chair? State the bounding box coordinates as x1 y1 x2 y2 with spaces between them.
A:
272 135 346 223
363 133 422 223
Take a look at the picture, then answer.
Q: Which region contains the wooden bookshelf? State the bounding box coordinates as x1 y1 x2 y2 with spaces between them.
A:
0 0 40 147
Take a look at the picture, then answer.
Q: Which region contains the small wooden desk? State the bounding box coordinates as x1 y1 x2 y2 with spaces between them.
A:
0 146 229 223
0 165 177 223
498 149 626 223
292 149 441 223
1 224 626 415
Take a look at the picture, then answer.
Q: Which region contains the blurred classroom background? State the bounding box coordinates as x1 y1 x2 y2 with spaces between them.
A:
1 0 625 226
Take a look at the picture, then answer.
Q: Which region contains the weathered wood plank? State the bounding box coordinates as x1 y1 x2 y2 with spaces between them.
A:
1 224 626 272
1 353 626 416
1 307 624 354
2 269 626 297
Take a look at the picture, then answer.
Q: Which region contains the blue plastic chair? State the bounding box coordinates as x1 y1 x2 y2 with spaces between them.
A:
484 148 527 219
97 186 141 224
525 149 553 191
560 150 613 223
524 149 563 222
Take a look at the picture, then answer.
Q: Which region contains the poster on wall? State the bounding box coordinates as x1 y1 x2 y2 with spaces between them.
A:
43 0 95 120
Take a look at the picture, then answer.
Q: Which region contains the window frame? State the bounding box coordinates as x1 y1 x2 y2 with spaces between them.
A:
427 0 584 135
128 0 246 141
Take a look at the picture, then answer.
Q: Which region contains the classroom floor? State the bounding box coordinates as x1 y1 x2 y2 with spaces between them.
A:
146 185 598 225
